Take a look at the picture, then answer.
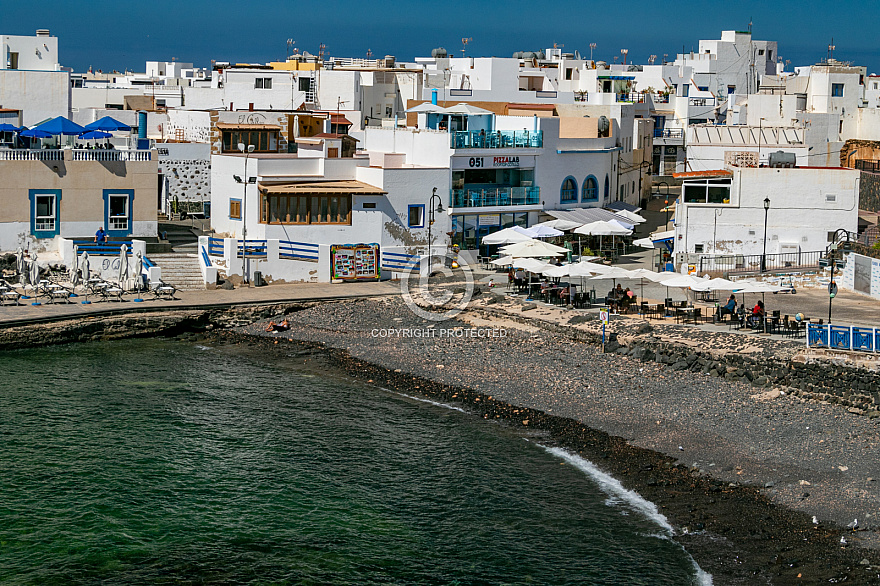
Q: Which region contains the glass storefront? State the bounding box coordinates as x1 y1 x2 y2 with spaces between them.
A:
451 212 529 254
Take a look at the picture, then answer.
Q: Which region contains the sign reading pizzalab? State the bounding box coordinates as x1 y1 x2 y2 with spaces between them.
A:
453 156 535 169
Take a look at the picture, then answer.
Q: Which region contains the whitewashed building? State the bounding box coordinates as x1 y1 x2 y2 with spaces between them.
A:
0 30 69 126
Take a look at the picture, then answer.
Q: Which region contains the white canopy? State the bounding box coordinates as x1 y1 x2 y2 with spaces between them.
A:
690 277 742 292
626 268 673 283
524 225 564 238
733 281 786 293
659 274 710 289
589 266 635 280
534 219 583 231
481 227 534 245
512 258 554 272
614 209 646 224
442 103 494 115
404 103 446 113
489 255 514 266
608 219 635 231
633 237 655 249
542 264 573 278
574 221 632 236
500 239 568 258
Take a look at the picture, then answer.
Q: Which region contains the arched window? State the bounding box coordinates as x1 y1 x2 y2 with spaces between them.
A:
604 175 610 201
582 175 598 201
560 176 577 203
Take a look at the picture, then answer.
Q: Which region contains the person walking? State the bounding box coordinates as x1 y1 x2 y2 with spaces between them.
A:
94 226 107 244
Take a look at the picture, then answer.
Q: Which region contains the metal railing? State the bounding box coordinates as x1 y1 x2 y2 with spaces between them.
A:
451 130 542 149
73 241 132 255
200 246 211 268
808 323 880 353
654 128 684 139
698 250 824 274
207 237 224 256
382 251 420 272
855 160 880 174
279 240 319 262
0 149 63 161
236 239 267 258
450 186 541 208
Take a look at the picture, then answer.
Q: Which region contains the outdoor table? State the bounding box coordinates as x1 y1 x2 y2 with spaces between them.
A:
49 288 71 304
675 307 696 324
103 286 124 302
154 285 176 300
0 288 20 306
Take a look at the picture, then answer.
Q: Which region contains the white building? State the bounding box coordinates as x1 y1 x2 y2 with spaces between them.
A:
0 30 69 126
673 166 859 271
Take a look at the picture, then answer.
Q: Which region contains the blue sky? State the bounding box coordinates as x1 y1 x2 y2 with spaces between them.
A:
6 0 880 74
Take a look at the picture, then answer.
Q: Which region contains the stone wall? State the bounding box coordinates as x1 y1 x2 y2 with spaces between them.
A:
860 171 880 213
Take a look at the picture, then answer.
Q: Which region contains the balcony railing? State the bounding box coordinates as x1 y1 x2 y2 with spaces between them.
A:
653 128 684 139
0 149 63 161
450 187 541 208
0 148 151 161
451 130 542 149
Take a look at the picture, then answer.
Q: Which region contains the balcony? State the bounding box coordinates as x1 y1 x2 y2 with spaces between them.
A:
450 187 541 208
451 130 542 149
653 128 684 139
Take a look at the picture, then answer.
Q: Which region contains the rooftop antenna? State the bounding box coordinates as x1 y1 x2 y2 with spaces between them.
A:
461 37 472 57
621 48 628 65
648 54 657 65
662 53 668 64
828 38 836 63
287 38 295 60
589 43 597 62
366 48 372 59
318 43 326 61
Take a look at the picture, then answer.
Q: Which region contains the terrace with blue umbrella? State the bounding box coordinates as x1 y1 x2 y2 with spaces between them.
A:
84 116 131 132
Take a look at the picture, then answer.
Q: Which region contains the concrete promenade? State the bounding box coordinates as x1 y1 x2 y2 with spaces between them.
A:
0 281 403 327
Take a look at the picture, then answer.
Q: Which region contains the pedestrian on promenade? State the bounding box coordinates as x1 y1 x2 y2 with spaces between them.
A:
95 227 107 244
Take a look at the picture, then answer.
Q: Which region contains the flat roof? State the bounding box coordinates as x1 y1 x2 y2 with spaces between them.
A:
672 169 732 178
259 180 386 195
216 123 281 130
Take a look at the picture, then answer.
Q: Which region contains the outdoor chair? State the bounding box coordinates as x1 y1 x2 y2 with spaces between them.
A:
152 282 177 300
692 308 703 324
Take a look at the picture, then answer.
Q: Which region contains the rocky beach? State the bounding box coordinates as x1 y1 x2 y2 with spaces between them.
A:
230 294 880 584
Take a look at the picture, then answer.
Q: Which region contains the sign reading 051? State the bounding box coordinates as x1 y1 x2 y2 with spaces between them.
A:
468 157 484 168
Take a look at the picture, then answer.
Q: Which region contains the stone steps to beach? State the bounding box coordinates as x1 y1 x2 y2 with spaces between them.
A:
148 252 205 291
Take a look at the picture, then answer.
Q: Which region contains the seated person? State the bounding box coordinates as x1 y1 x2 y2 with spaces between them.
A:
264 319 290 332
720 294 737 316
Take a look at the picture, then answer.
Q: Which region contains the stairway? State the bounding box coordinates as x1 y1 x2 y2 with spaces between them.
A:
148 252 205 291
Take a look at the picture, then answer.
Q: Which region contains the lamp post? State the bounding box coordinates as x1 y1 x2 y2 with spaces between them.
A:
233 143 255 285
761 197 770 272
426 186 444 278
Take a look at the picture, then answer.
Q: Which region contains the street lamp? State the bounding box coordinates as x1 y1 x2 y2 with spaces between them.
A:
233 143 255 285
761 197 770 272
426 186 444 278
712 208 723 253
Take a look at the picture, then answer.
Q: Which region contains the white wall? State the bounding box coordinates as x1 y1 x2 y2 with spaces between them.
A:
1 34 60 71
0 70 69 126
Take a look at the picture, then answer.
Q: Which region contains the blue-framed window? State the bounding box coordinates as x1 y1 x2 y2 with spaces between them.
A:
29 189 61 239
604 175 610 201
831 83 844 97
229 198 242 220
582 175 598 201
103 190 134 237
560 176 577 203
408 204 425 228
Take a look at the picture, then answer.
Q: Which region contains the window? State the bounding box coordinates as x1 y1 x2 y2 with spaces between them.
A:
604 175 609 200
255 77 273 89
229 198 242 220
35 195 56 231
261 193 352 225
698 86 709 92
682 179 732 204
408 204 425 228
581 176 598 201
768 50 773 60
221 130 278 152
727 85 736 94
825 194 837 202
108 194 129 231
565 68 573 80
694 244 704 253
298 77 311 92
832 83 844 97
827 231 837 243
7 52 18 69
560 176 577 202
758 49 765 56
363 202 376 209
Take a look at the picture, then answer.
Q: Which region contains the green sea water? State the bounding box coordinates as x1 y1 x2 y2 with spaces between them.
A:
0 338 705 584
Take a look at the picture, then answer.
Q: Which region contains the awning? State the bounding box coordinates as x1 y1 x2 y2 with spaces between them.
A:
259 180 386 195
216 123 281 130
605 201 642 213
650 230 675 243
597 75 635 80
545 208 638 226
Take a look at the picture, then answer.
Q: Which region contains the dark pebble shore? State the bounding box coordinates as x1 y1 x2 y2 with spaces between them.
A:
217 297 880 585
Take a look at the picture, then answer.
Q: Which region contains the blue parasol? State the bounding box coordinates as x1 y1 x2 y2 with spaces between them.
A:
0 123 21 132
79 130 113 140
20 129 53 138
84 116 131 132
33 116 86 135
